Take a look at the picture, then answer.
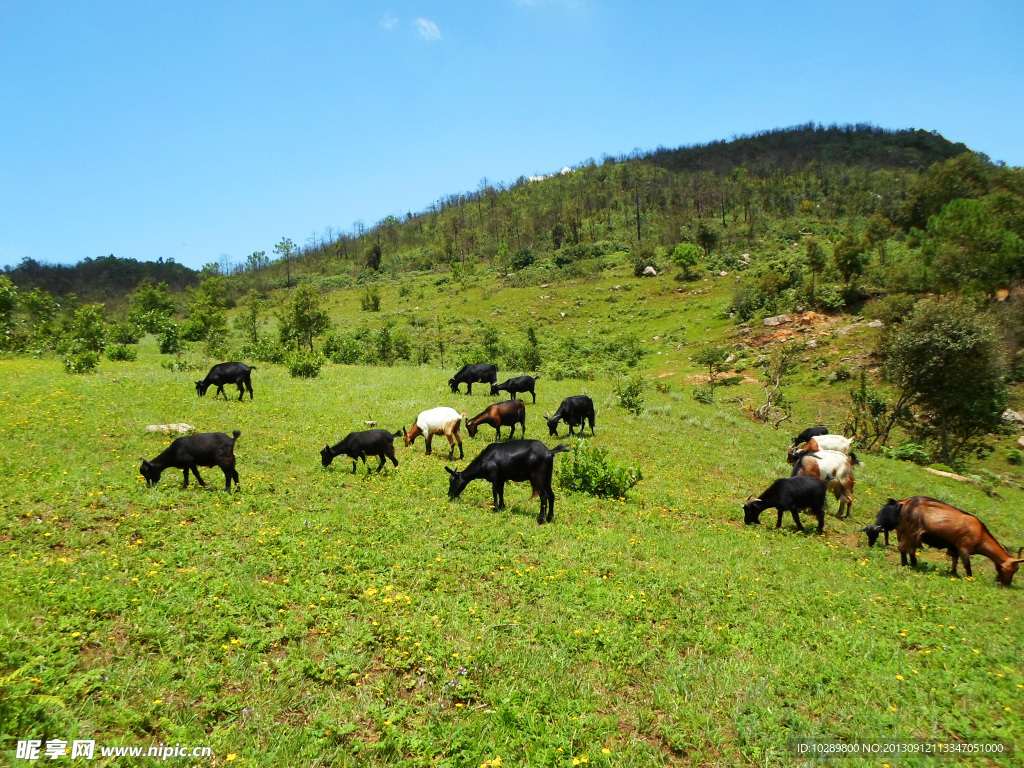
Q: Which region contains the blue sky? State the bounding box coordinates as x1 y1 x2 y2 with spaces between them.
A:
2 0 1022 271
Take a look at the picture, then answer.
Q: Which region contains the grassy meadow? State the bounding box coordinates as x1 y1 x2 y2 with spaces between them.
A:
2 268 1024 767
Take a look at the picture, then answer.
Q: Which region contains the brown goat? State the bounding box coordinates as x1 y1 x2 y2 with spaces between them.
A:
791 450 855 518
895 496 1024 586
466 400 526 441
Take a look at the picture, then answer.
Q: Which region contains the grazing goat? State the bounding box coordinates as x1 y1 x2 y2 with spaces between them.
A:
321 429 401 473
466 400 526 441
403 407 464 460
862 498 903 547
448 363 498 395
790 450 855 518
140 430 241 491
545 395 595 437
743 476 829 535
895 496 1024 585
196 362 257 401
791 426 829 445
787 434 853 463
446 440 570 524
491 375 540 404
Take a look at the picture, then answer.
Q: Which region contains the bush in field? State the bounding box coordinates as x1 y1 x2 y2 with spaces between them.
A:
63 350 100 374
105 344 137 362
614 375 645 415
323 331 364 365
160 357 206 373
557 439 642 498
156 321 186 355
361 285 381 312
288 350 326 378
109 321 142 345
241 334 288 364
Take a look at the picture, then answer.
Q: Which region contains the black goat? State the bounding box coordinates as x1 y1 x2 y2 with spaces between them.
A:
743 475 828 535
862 497 902 546
448 363 498 395
446 440 569 524
140 430 241 491
491 375 540 404
196 362 257 401
791 425 828 445
321 429 401 473
545 395 595 437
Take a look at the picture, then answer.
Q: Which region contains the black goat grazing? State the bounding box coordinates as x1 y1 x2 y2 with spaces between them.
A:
491 375 540 404
743 475 829 535
862 498 903 546
196 362 257 401
321 429 401 473
448 363 498 395
446 440 569 524
545 395 595 437
140 430 241 491
791 425 829 445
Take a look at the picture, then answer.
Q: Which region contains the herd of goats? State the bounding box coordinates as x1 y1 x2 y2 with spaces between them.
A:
137 361 1024 586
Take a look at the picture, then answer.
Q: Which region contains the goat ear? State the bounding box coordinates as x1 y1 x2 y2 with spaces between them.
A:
444 466 456 475
887 498 898 505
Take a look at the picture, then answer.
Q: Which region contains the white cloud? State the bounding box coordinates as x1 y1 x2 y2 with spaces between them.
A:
380 14 398 31
414 17 442 41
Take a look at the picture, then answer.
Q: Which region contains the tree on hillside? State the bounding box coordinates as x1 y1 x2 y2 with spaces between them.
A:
234 289 268 345
128 279 176 333
692 344 731 399
833 231 866 284
671 242 701 280
922 198 1023 294
881 297 1007 467
279 284 330 352
182 277 229 348
275 237 296 288
696 222 720 258
804 237 826 306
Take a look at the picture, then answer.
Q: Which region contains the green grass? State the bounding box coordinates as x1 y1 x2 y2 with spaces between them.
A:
2 269 1023 767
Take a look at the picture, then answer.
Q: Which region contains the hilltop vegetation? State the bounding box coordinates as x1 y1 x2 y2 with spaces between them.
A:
3 124 1024 471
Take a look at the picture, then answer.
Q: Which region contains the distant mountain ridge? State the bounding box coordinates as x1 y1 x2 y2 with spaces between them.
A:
645 123 971 176
1 254 199 302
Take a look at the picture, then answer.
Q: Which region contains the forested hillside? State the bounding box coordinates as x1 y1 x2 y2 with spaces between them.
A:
4 123 1024 471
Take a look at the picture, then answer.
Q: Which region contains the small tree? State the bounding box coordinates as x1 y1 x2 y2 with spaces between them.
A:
233 290 268 345
833 231 866 284
280 284 330 352
274 237 296 288
805 237 827 307
671 242 701 280
880 297 1008 467
692 344 731 400
360 286 381 312
753 342 803 428
696 222 720 258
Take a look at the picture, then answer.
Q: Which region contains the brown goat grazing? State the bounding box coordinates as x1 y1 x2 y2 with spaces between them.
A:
466 400 526 441
895 496 1024 585
791 450 855 518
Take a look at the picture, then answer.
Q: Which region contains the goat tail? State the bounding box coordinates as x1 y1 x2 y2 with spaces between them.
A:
551 443 570 454
534 373 542 380
232 429 242 440
850 451 863 466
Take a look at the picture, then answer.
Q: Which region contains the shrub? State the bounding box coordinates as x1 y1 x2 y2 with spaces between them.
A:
510 247 536 270
691 386 715 404
109 322 142 345
1006 449 1024 466
288 351 326 378
614 375 645 415
63 350 100 374
160 357 205 373
557 439 642 499
323 332 363 365
156 322 186 355
241 335 288 364
361 286 381 312
881 442 931 464
105 344 137 362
